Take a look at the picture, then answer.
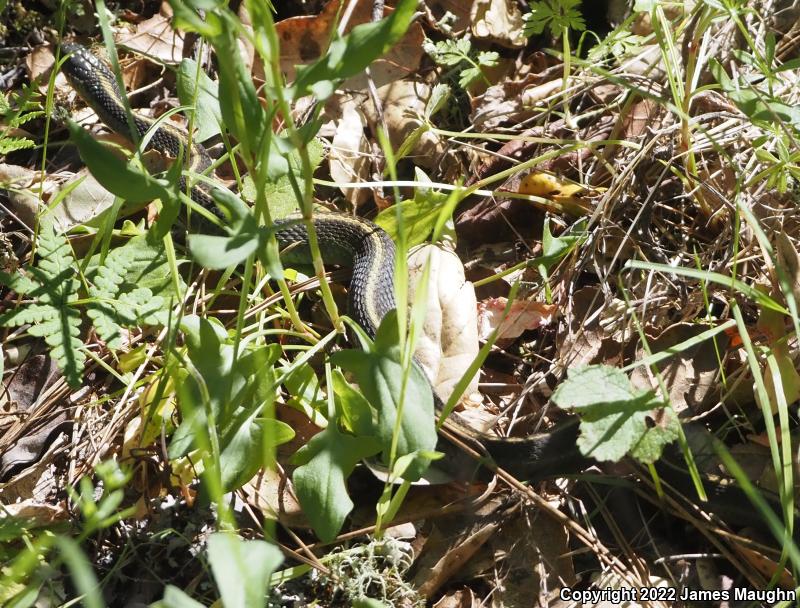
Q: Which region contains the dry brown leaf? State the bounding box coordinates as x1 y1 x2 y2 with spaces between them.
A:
621 98 661 139
363 80 444 170
732 545 795 589
477 297 556 341
553 287 627 374
471 73 561 131
50 169 118 232
25 45 67 94
416 520 501 598
116 10 185 63
329 98 372 206
275 0 424 90
0 164 46 226
470 0 527 48
408 244 481 403
241 467 306 527
433 588 478 608
489 512 575 608
629 322 729 415
0 500 68 526
425 0 473 33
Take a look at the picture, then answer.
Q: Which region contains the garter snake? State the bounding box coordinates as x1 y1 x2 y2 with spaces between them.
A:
58 42 588 481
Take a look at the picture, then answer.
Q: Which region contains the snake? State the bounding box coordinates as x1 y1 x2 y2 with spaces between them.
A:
59 43 787 538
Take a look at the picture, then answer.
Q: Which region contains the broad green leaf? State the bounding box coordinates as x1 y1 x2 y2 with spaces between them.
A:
374 170 457 247
67 120 171 204
256 138 324 220
177 58 222 142
207 533 283 608
292 424 381 541
157 586 207 608
331 368 375 436
289 0 417 100
551 365 679 464
331 310 437 480
189 189 285 279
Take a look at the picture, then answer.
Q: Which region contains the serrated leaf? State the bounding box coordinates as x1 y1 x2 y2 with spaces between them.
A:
0 221 85 386
458 66 481 89
551 365 679 464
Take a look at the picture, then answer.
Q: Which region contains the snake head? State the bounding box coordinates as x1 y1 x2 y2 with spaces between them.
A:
59 43 121 105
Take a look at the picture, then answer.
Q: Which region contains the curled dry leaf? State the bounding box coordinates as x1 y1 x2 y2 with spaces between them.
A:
329 98 372 206
471 73 561 131
477 296 556 341
408 244 481 404
362 80 444 170
470 0 527 48
0 164 47 226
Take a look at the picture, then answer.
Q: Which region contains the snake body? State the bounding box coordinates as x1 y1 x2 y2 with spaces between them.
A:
60 42 587 481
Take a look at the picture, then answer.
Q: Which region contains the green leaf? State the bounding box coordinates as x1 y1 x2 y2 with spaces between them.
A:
67 120 171 204
524 0 586 38
289 0 417 101
209 15 266 160
85 240 169 349
374 169 457 247
207 533 283 608
458 66 482 89
0 220 85 386
157 586 207 608
424 38 470 67
292 424 381 541
259 139 324 219
551 365 679 464
170 319 285 493
537 217 587 272
353 599 392 608
331 368 375 436
188 187 270 269
56 537 104 608
177 59 222 142
476 50 499 68
330 310 437 480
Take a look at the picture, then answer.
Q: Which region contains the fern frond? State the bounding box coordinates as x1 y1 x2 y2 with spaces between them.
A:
86 239 169 348
0 138 36 155
0 220 85 386
0 270 39 295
